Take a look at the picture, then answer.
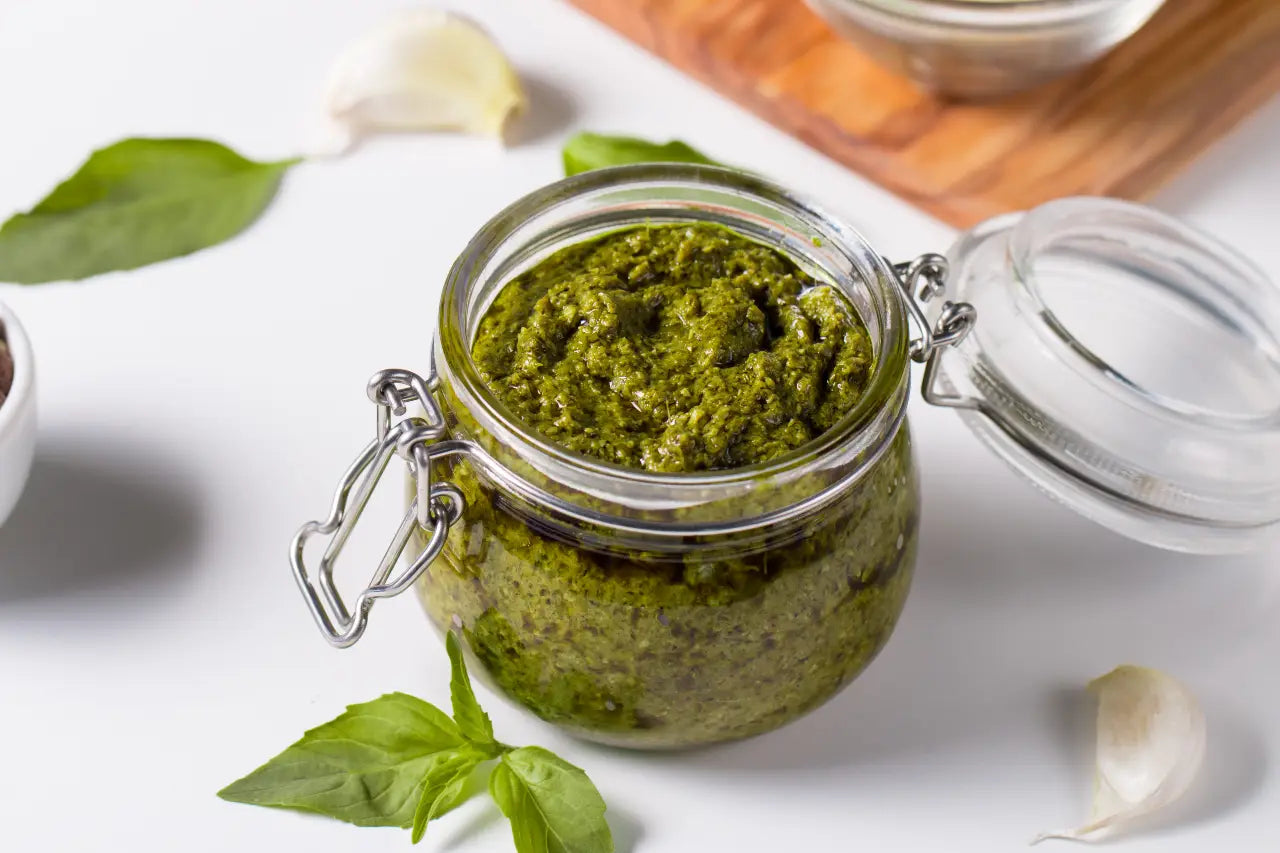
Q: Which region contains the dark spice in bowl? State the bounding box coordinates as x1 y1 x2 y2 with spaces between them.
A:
0 322 13 407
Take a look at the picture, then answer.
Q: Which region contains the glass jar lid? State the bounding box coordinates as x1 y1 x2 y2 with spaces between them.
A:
929 197 1280 554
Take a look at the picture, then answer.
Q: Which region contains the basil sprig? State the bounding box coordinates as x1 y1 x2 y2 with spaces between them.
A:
562 131 722 176
219 632 614 851
0 138 298 284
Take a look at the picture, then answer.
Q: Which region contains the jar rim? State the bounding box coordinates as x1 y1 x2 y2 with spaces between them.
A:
435 164 911 527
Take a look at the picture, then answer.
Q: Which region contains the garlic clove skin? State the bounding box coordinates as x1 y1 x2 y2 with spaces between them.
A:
319 9 525 154
1035 665 1206 844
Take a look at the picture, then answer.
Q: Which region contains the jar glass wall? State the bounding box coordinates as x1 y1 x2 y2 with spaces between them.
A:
418 166 920 748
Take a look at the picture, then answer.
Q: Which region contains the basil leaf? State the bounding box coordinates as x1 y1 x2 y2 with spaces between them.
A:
489 746 614 853
218 693 466 828
410 746 486 844
0 137 298 284
562 132 721 176
447 630 497 749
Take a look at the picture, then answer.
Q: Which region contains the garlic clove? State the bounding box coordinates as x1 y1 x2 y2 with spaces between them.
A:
1035 665 1206 844
318 9 525 154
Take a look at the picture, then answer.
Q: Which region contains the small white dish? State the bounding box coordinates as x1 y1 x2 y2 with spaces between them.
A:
0 299 36 528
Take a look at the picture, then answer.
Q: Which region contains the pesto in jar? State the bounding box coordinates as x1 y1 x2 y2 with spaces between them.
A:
471 223 875 472
418 223 918 748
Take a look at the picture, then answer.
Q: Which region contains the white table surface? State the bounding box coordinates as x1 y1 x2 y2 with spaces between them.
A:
1 1 1278 850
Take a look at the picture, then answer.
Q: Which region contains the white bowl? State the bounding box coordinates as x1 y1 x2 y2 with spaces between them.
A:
0 299 36 528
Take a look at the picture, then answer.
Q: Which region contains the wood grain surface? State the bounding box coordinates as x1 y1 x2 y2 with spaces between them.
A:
565 0 1280 227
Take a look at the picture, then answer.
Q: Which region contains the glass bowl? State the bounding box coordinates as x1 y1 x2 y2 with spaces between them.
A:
807 0 1168 98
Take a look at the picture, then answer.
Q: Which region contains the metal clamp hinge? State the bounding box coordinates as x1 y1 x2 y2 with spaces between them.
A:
290 368 467 648
893 254 978 409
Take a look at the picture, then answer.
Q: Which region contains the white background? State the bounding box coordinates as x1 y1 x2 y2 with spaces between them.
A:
1 0 1278 850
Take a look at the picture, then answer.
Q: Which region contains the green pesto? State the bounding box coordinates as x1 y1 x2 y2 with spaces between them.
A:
416 223 918 748
417 430 917 748
470 223 874 472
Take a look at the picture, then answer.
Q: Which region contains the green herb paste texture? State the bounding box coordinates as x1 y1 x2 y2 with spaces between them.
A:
470 223 874 472
419 430 917 748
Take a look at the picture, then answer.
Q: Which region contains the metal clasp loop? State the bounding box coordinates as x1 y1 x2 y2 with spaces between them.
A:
892 254 978 409
291 368 466 648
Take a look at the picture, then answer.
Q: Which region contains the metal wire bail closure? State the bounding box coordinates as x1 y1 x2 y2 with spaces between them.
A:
892 254 978 409
290 368 467 648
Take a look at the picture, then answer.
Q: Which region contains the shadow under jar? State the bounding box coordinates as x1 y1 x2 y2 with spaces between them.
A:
420 168 921 748
290 167 1280 751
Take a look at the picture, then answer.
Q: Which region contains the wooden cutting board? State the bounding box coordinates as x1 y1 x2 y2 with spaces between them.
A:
566 0 1280 227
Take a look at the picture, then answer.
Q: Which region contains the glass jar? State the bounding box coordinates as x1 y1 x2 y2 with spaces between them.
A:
290 165 1280 749
806 0 1168 99
420 168 921 747
935 198 1280 551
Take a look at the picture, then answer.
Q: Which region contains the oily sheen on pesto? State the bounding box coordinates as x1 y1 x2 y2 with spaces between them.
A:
418 223 917 747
